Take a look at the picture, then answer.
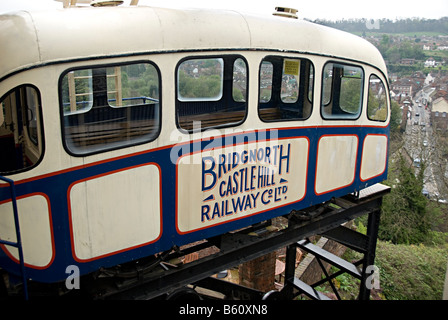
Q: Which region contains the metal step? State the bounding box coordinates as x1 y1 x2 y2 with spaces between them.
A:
296 239 362 279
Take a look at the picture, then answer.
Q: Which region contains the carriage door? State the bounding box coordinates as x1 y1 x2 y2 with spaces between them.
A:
0 85 43 174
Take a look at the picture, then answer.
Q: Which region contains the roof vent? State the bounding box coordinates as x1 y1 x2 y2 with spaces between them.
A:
90 0 124 7
273 7 298 19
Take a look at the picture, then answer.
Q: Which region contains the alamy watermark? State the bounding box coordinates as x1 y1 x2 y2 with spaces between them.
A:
65 265 80 290
365 265 380 290
169 121 280 165
365 19 381 30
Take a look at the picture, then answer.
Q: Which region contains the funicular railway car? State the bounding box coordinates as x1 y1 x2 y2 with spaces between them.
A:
0 2 390 298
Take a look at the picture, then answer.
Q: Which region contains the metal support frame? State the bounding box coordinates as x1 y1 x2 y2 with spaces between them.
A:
280 192 384 300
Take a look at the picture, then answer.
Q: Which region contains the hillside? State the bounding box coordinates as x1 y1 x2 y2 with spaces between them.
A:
312 17 448 35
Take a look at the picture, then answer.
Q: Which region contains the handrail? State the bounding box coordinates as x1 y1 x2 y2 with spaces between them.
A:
0 176 28 300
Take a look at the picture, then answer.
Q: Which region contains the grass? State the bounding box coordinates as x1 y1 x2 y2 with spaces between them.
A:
312 231 448 300
375 241 448 300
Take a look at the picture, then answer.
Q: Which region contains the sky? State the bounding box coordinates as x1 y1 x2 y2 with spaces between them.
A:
0 0 447 21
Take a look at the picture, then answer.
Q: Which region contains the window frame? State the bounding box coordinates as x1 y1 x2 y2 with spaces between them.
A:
59 60 161 157
367 74 388 123
0 84 45 175
175 54 249 132
258 55 315 123
320 61 364 121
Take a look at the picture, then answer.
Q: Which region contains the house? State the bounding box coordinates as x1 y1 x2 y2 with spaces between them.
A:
431 97 448 132
411 72 426 89
392 79 413 98
425 57 436 68
400 58 415 65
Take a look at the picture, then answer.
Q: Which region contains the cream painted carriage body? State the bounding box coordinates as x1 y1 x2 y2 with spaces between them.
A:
0 5 389 283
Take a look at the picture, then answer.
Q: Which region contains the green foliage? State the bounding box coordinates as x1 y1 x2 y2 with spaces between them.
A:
178 70 222 99
116 64 159 102
356 220 367 235
367 82 388 121
381 40 426 64
61 63 159 112
375 241 448 300
339 77 362 113
389 100 402 134
379 156 435 244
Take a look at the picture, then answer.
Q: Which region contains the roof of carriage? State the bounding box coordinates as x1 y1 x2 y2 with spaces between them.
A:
0 5 387 80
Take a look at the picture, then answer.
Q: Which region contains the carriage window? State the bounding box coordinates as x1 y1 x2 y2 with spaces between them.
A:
321 63 363 119
258 56 314 121
176 56 248 131
60 62 160 156
367 75 388 122
0 85 43 174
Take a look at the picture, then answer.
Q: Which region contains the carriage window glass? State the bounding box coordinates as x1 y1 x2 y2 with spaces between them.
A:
308 67 314 102
176 56 248 131
62 69 93 115
367 75 388 122
260 61 273 103
281 59 299 103
232 58 247 102
107 65 159 107
321 63 363 119
258 56 314 121
60 62 160 156
178 58 223 102
0 85 43 174
25 86 40 145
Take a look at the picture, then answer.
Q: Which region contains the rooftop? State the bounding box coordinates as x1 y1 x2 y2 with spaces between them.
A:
433 97 448 113
0 5 386 81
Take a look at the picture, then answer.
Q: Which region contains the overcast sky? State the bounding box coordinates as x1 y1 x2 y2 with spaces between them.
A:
0 0 447 20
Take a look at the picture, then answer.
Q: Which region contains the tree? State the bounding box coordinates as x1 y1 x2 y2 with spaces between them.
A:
379 156 433 244
389 100 402 134
379 35 391 57
339 77 362 113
